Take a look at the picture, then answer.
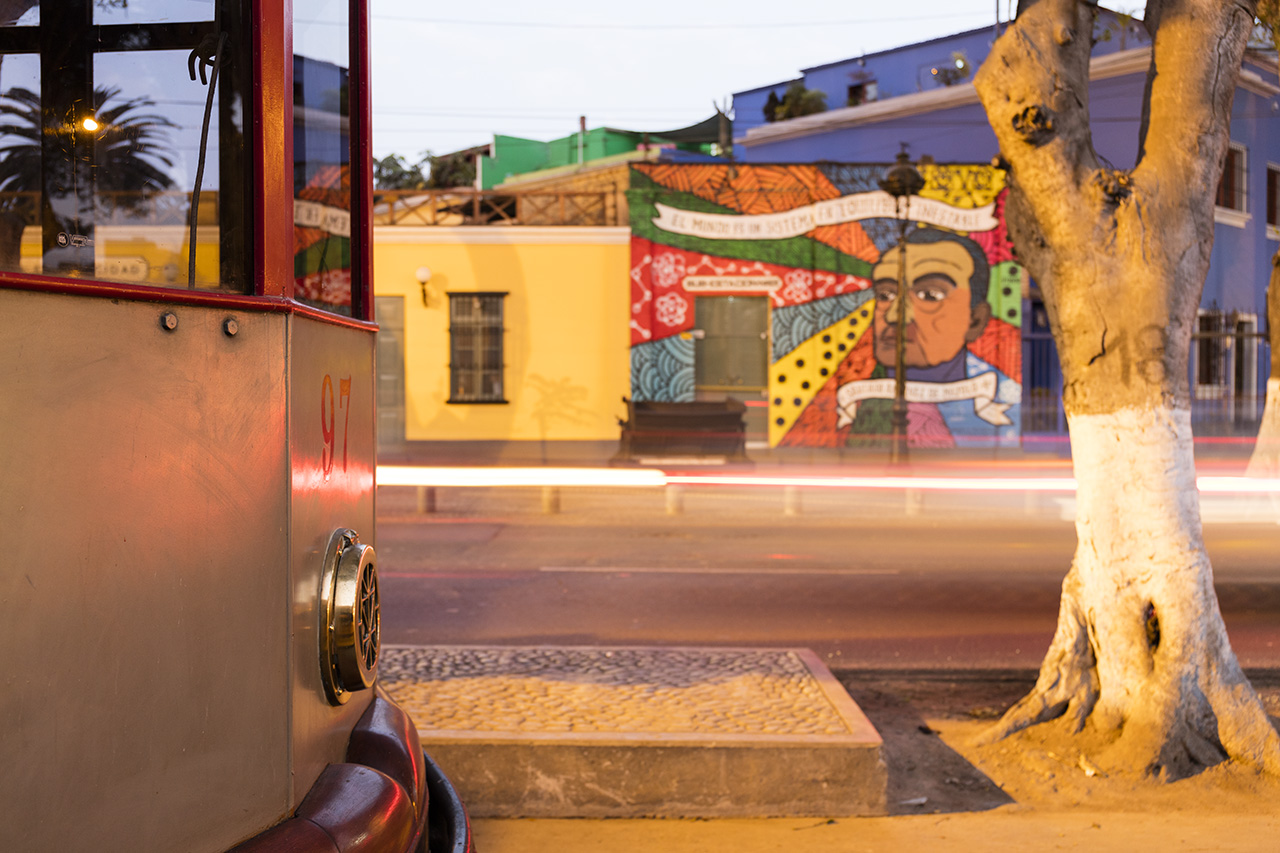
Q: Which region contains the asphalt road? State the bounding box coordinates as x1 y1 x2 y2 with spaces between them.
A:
374 484 1280 670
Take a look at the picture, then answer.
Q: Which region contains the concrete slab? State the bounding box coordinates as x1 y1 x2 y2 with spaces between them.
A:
381 645 886 818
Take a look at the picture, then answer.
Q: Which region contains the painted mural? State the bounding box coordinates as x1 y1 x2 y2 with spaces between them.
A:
627 162 1022 449
294 163 352 313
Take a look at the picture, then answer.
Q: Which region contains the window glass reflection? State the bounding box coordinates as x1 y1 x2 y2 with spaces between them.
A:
92 49 228 288
293 1 352 315
0 2 36 26
0 4 249 290
94 0 213 25
0 54 40 273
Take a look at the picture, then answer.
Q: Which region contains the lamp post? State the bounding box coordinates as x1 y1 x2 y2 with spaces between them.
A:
879 147 925 464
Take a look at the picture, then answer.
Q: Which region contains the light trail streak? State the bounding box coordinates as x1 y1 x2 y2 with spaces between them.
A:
538 566 901 575
377 465 666 488
663 475 1080 491
376 466 1280 494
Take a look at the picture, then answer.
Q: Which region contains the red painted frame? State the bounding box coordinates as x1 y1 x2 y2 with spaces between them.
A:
255 0 292 301
348 0 374 323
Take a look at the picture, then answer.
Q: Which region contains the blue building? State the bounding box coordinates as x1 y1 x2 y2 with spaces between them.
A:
731 12 1280 440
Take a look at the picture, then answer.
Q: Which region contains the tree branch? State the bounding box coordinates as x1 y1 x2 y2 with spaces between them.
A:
975 0 1099 255
1133 0 1255 223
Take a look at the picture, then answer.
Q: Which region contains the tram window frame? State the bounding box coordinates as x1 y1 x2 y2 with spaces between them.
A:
447 292 508 404
0 1 254 292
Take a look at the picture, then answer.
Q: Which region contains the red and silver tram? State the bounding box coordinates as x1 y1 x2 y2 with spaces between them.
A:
0 2 469 850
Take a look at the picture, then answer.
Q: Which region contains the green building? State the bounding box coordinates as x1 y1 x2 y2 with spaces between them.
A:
474 116 727 189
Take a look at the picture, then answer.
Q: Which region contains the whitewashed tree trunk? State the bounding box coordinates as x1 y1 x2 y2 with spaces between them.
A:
1246 250 1280 475
975 0 1280 777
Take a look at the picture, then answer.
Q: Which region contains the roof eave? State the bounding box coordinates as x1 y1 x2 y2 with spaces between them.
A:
739 46 1155 147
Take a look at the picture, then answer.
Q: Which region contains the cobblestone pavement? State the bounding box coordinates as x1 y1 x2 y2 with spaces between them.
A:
381 645 853 736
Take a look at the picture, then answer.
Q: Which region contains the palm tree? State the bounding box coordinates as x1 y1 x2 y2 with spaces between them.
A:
86 85 179 213
0 84 176 268
774 81 827 121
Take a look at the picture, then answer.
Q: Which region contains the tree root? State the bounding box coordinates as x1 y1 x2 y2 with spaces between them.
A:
973 570 1280 779
1201 678 1280 777
974 574 1097 745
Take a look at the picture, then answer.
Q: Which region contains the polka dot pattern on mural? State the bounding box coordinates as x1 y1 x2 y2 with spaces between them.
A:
768 307 873 446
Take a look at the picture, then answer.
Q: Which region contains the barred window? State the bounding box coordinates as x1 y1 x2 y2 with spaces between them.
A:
1196 311 1227 392
448 292 506 403
1215 142 1247 213
1267 164 1279 234
1192 309 1260 424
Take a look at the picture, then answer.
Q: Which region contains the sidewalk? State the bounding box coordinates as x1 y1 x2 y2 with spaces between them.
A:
469 810 1280 851
391 654 1280 850
459 667 1280 852
459 665 1280 851
383 646 884 819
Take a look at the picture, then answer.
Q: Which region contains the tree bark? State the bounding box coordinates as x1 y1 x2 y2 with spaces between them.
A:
975 0 1280 777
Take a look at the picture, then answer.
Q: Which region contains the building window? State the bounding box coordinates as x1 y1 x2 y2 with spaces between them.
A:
1267 163 1280 240
1215 142 1247 216
1195 311 1228 396
448 293 506 403
1192 309 1260 422
847 81 878 107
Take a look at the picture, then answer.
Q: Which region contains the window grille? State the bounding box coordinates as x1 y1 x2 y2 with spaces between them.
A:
1267 164 1279 233
1215 143 1247 213
1196 311 1227 394
448 293 506 403
1192 310 1262 429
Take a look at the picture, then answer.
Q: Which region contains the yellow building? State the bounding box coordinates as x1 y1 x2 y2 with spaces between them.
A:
372 225 631 456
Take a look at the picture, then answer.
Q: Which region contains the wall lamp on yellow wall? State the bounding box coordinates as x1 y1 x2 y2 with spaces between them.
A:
416 266 433 307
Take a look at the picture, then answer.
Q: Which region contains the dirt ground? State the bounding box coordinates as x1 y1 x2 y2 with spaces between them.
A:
471 670 1280 852
837 669 1280 816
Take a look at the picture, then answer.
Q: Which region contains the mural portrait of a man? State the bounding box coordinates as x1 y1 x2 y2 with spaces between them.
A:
871 227 992 380
838 225 1016 447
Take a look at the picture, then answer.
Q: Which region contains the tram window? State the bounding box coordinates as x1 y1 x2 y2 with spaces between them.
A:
0 1 250 291
94 1 215 26
294 1 354 317
0 52 39 275
94 49 234 287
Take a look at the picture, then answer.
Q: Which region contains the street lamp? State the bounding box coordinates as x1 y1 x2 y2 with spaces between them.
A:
879 146 925 464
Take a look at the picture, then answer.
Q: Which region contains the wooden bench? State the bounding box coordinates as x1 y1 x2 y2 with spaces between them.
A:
614 397 749 463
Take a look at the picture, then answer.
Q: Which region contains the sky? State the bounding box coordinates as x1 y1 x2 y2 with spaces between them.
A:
27 0 1147 171
357 0 1147 161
